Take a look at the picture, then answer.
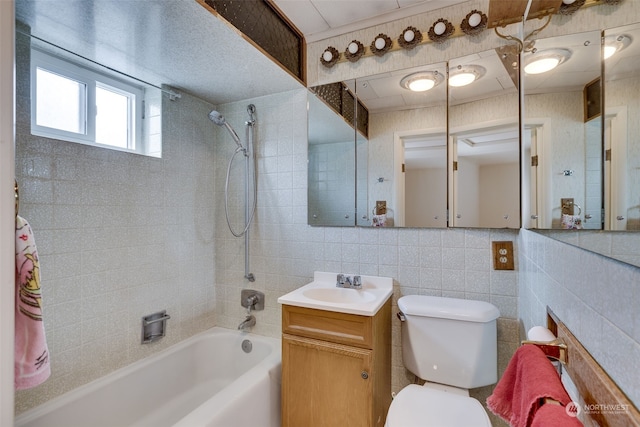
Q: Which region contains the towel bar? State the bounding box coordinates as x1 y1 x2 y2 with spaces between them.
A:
521 338 568 365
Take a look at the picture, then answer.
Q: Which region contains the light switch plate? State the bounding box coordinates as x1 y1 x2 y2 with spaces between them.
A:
492 241 514 270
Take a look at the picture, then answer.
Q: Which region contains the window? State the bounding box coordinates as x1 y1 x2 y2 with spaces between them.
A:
31 48 159 157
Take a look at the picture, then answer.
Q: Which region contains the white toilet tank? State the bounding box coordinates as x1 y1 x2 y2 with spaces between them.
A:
398 295 500 389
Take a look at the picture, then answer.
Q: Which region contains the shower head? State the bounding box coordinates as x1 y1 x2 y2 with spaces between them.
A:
208 110 243 149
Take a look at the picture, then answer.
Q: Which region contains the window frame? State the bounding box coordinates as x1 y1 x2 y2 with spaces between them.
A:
30 48 145 154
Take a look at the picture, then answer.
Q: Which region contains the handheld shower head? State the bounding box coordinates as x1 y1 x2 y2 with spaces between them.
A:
208 110 226 126
208 110 243 149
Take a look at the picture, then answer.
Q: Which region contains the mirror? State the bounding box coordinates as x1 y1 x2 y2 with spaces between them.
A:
307 82 358 226
522 30 603 230
603 22 640 231
355 63 448 228
448 49 520 228
527 22 640 269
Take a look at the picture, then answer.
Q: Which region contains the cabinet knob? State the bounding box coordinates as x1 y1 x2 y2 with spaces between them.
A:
361 371 369 380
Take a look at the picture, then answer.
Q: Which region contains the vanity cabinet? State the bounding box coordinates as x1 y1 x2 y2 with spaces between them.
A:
281 300 391 427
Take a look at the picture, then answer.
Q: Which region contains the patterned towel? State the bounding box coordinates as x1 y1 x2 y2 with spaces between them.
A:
15 215 50 390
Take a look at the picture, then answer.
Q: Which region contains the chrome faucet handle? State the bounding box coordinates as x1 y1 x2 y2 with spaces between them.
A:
352 275 362 289
337 274 353 287
245 294 259 314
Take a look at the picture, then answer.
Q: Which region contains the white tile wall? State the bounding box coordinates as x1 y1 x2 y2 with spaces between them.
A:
519 229 640 407
15 33 217 413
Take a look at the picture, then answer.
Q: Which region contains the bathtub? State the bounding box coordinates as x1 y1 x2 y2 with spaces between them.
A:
15 327 282 427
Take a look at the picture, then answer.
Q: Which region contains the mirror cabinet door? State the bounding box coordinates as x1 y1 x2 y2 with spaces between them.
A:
448 49 521 228
307 83 358 226
355 63 448 228
522 30 602 230
604 22 640 231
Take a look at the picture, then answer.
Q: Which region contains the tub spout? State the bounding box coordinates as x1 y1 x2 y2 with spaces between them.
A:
238 315 256 330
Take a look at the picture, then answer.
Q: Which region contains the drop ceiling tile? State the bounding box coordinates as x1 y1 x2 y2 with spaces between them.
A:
273 0 330 35
311 0 400 28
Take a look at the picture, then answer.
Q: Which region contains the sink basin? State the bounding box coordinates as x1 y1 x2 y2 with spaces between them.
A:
302 287 376 304
277 271 393 316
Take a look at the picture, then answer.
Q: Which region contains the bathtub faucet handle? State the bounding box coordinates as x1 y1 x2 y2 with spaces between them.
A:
245 294 259 314
241 289 265 314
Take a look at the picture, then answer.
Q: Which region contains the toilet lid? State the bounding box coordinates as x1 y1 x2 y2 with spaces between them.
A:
386 385 492 427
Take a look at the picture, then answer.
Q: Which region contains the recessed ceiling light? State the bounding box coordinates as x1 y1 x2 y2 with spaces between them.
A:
400 71 444 92
524 49 571 74
604 34 631 59
448 65 486 87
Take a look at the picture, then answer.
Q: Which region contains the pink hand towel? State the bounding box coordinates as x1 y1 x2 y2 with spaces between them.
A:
15 215 50 390
487 345 575 427
531 403 583 427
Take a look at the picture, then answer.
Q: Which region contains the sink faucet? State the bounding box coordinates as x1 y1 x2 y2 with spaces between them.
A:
336 274 362 289
238 314 256 330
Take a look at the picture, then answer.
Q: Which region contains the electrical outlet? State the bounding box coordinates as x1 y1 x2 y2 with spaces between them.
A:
492 241 514 270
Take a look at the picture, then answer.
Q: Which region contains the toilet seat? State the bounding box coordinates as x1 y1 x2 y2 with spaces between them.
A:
386 384 492 427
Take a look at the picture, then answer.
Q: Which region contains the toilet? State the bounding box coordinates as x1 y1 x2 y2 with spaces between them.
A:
386 295 500 427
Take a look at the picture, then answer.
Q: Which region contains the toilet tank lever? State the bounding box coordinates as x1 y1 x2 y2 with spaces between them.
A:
397 311 406 322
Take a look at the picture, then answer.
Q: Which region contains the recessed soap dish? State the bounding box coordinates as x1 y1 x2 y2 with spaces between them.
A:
141 310 171 344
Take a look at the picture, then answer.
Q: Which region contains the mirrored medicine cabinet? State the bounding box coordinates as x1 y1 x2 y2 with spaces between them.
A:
307 18 640 268
522 20 640 268
308 45 523 230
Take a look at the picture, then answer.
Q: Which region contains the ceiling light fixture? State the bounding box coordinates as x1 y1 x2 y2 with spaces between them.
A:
524 49 571 75
400 71 444 92
558 0 586 15
603 34 631 59
448 65 486 87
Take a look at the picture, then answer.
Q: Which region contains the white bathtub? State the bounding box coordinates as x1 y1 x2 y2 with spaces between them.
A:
15 327 282 427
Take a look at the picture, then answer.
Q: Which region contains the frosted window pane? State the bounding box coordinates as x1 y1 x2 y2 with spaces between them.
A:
96 85 130 149
36 68 85 134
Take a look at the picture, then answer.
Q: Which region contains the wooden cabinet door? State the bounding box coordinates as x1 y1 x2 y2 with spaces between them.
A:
282 334 373 427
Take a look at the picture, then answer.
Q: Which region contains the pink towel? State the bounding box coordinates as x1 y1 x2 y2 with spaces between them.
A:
15 215 50 390
531 403 583 427
487 345 576 427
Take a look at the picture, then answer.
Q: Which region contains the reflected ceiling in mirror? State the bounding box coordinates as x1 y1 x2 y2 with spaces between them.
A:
356 63 448 228
448 48 520 229
528 22 640 270
604 22 640 232
522 30 603 231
